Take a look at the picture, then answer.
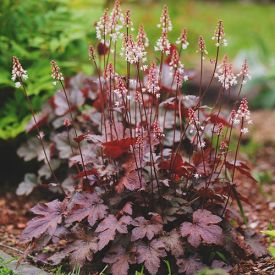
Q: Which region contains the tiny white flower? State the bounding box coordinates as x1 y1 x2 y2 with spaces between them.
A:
194 173 200 179
241 128 249 134
15 82 21 88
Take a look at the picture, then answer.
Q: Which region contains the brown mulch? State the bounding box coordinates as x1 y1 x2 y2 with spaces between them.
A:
0 194 33 256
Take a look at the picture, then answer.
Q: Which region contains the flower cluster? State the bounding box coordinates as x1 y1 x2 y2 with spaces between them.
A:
11 56 28 88
114 76 128 98
96 9 111 44
230 98 252 134
109 0 124 41
88 45 96 61
215 55 237 89
176 28 189 49
104 63 115 79
197 36 208 58
237 59 251 85
137 25 149 48
155 6 172 54
144 62 160 97
236 97 252 134
157 5 172 32
51 60 64 84
152 120 164 139
120 34 147 64
155 30 171 54
212 20 227 47
124 9 134 30
187 108 206 148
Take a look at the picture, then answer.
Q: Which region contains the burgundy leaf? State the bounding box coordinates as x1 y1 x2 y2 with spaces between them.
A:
176 256 205 275
115 157 142 193
244 231 267 258
136 239 166 275
21 200 63 242
69 238 98 267
103 245 136 275
131 215 163 241
211 260 232 272
225 160 256 182
73 168 98 179
160 229 184 257
49 235 98 267
66 192 108 227
192 148 213 175
180 209 223 247
120 202 133 216
73 133 88 143
96 215 132 250
159 154 194 177
208 113 230 127
102 137 136 159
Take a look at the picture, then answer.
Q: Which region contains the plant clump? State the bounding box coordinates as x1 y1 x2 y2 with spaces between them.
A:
14 1 265 274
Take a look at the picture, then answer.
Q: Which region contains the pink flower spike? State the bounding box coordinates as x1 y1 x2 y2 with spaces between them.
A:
176 29 189 49
51 60 64 81
214 55 237 90
212 20 227 47
237 59 251 85
145 62 160 97
12 56 28 83
197 36 208 58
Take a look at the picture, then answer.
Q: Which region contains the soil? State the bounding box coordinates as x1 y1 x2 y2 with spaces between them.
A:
0 111 274 274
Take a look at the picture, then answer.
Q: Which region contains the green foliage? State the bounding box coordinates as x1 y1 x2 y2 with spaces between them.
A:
235 39 275 109
253 171 273 185
0 0 103 139
197 268 229 275
135 266 144 275
0 257 18 275
164 260 172 275
262 229 275 257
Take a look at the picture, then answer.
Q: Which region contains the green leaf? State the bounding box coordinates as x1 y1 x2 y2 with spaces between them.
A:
268 246 275 258
262 230 275 238
164 260 172 275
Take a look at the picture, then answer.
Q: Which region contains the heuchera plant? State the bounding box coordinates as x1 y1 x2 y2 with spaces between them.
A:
13 2 265 274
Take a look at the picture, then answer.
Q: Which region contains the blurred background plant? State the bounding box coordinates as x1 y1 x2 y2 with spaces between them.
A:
0 0 103 139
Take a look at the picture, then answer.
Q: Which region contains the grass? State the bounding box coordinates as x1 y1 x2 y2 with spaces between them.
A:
0 257 18 275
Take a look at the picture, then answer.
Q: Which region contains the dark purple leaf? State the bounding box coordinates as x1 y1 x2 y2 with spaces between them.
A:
66 192 108 227
160 229 184 257
96 215 132 250
103 245 136 275
21 200 63 242
180 209 223 247
49 234 98 267
211 260 232 272
176 256 205 275
225 160 256 182
131 215 163 241
136 239 166 275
